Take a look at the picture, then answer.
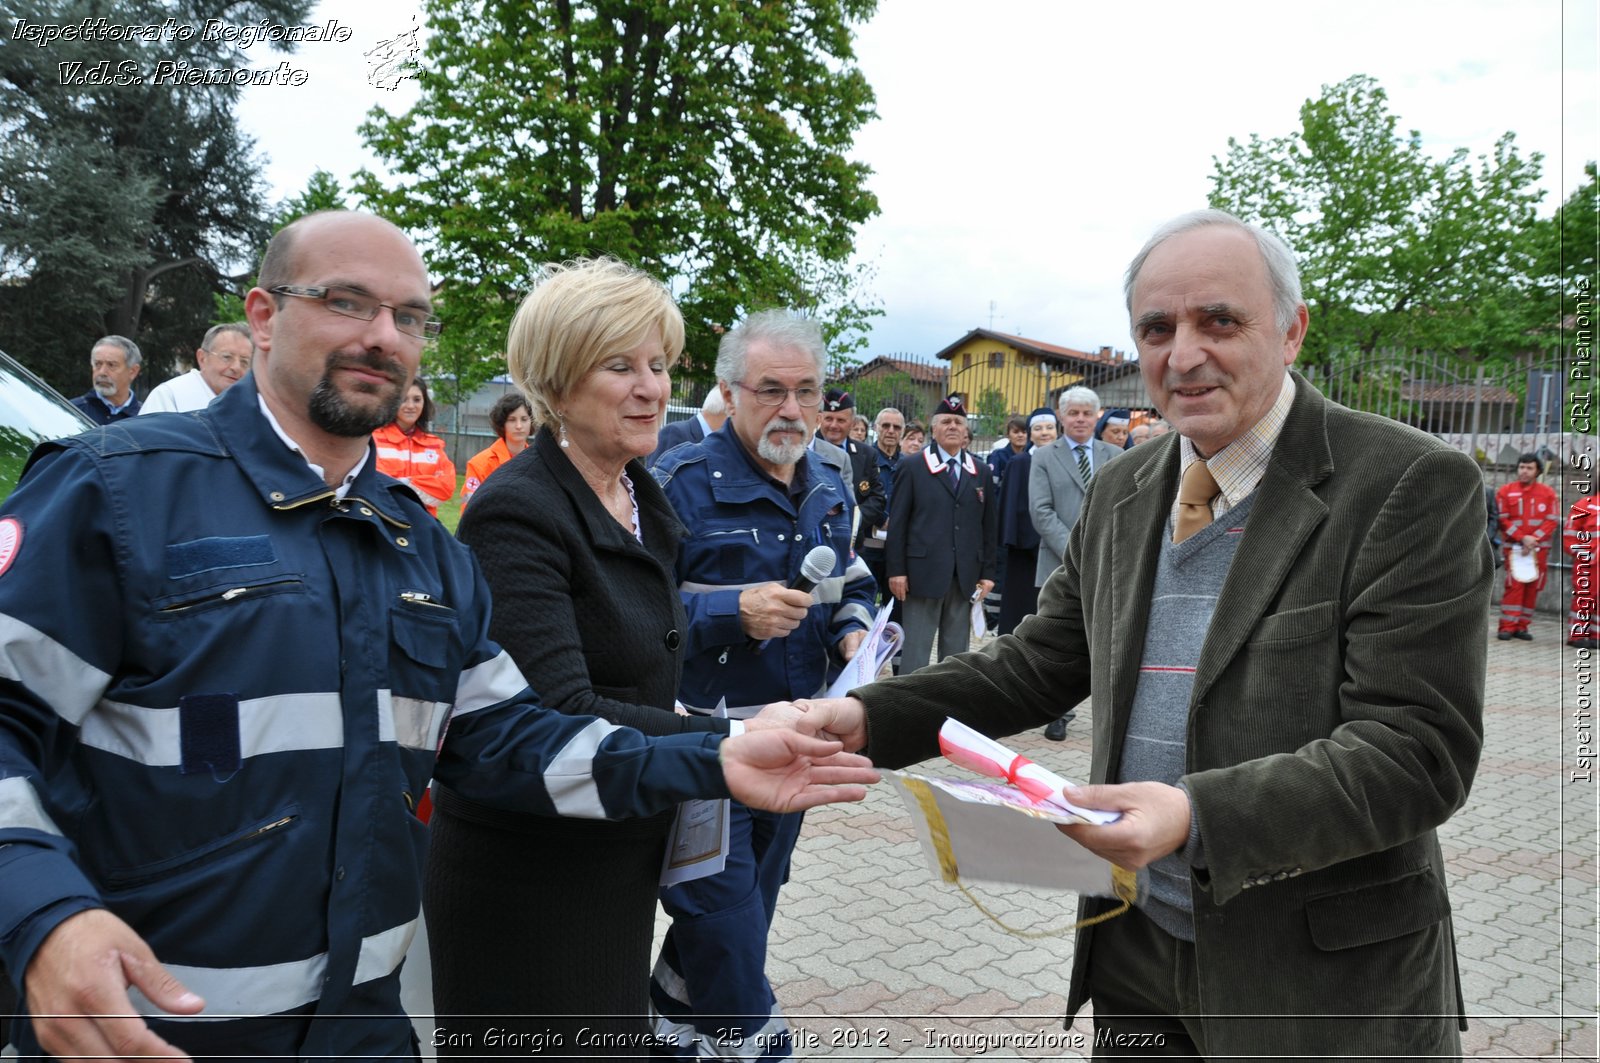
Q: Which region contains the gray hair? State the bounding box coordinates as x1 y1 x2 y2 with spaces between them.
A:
1058 386 1099 411
875 406 904 425
715 309 827 386
91 335 141 368
1123 209 1304 333
701 385 727 416
201 322 253 351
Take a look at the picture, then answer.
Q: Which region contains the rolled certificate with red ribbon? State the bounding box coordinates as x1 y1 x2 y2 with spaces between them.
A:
936 718 1119 825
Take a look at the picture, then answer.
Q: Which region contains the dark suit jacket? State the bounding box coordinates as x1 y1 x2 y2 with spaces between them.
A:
997 449 1040 550
885 446 999 598
646 414 705 468
817 433 886 537
71 390 141 424
858 377 1489 1055
1028 435 1121 585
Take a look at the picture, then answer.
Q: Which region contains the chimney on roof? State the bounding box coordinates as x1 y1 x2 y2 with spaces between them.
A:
1099 346 1113 361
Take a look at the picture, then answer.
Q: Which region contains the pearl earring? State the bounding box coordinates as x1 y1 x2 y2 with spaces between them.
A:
558 413 570 449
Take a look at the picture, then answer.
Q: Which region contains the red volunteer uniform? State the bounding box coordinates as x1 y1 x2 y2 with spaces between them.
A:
1495 478 1558 635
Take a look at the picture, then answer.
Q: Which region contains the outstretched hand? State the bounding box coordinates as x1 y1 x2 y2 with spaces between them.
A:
720 729 878 812
25 908 205 1062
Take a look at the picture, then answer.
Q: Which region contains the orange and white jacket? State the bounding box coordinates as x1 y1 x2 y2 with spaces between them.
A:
372 423 456 516
460 438 515 512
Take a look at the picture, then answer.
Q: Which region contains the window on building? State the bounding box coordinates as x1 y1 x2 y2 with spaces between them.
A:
990 351 1005 369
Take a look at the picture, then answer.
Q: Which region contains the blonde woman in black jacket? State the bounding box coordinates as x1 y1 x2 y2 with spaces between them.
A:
426 258 788 1058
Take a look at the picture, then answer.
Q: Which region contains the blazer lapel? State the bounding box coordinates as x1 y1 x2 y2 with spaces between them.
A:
923 445 960 497
1191 377 1335 701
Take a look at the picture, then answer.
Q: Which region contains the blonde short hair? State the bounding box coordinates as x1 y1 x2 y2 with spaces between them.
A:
506 257 684 429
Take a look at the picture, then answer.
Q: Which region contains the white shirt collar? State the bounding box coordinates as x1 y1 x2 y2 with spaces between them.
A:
257 395 368 500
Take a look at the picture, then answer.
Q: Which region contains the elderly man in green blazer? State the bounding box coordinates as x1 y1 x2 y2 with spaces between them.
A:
791 210 1490 1058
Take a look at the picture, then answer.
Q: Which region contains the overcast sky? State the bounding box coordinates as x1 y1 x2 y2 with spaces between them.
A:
237 0 1596 361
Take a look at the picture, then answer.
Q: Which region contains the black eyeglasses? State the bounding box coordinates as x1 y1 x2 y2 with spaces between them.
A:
733 381 823 407
271 285 442 340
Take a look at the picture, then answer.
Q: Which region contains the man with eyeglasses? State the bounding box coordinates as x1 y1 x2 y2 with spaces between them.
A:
857 406 905 606
0 212 877 1061
650 309 877 1062
141 323 256 414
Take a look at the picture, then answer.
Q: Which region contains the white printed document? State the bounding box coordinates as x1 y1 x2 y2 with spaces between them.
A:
824 602 903 698
661 700 732 887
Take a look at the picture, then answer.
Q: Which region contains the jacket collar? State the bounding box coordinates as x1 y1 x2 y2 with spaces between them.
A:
534 426 686 554
199 375 415 528
922 445 977 477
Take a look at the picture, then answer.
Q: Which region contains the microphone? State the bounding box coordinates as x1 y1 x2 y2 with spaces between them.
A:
748 545 837 653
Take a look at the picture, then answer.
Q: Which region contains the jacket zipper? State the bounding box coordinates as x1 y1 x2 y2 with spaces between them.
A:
399 591 451 611
159 578 303 613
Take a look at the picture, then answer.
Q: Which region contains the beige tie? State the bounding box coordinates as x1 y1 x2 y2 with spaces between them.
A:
1174 460 1220 544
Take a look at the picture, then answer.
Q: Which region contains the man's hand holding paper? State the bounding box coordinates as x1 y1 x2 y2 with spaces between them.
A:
1057 781 1192 870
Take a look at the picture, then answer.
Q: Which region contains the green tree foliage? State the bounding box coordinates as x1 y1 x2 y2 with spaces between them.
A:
356 0 881 405
0 0 312 395
1208 75 1549 365
276 168 349 227
1529 161 1597 304
973 386 1008 432
836 367 916 422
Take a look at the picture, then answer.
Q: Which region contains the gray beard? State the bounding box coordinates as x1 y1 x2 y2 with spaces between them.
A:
757 416 809 466
758 436 807 466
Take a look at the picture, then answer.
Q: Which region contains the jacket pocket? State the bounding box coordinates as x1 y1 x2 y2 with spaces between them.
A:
153 573 307 618
1304 866 1450 951
1247 600 1338 647
389 599 459 704
103 804 302 890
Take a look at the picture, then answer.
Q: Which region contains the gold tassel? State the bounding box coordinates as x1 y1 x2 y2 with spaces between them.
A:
902 776 1137 940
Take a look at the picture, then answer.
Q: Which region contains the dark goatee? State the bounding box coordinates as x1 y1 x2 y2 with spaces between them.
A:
308 354 406 437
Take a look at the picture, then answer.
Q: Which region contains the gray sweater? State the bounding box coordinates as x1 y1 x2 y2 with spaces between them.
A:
1118 495 1255 942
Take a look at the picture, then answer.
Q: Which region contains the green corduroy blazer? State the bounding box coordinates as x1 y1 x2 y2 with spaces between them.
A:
858 373 1490 1058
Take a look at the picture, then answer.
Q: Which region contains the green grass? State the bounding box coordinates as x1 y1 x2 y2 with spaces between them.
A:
437 474 465 535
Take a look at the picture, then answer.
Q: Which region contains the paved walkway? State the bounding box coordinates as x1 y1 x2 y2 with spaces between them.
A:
742 612 1595 1060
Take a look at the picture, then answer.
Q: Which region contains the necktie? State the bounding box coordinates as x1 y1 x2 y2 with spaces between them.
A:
1075 444 1092 483
947 456 960 489
1174 459 1221 544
